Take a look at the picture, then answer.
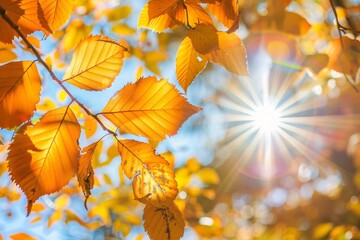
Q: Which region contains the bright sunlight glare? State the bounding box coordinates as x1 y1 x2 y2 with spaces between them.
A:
251 103 281 134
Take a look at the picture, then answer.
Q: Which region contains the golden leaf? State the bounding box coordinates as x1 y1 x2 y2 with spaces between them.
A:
0 42 16 63
326 37 360 79
61 20 93 52
84 115 98 139
0 0 51 43
7 107 80 215
207 0 238 28
176 37 207 92
102 76 200 140
39 0 73 31
172 1 213 28
0 61 41 129
138 3 177 32
143 202 185 240
63 35 126 91
77 142 97 210
118 140 178 206
206 31 248 76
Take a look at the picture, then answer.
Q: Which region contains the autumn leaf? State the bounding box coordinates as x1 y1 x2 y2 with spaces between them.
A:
63 35 126 91
138 3 177 32
0 0 51 43
118 140 178 206
207 0 238 29
187 24 219 54
143 202 185 240
176 37 207 92
7 107 80 215
101 76 200 140
39 0 73 31
0 42 17 63
77 142 98 210
0 61 41 129
10 233 36 240
206 31 248 75
326 37 360 79
138 0 212 32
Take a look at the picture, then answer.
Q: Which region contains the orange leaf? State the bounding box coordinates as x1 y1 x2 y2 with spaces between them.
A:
172 1 213 28
77 142 98 210
0 42 16 63
138 3 177 32
143 202 185 240
176 37 207 92
39 0 73 31
0 61 41 129
327 37 360 79
63 35 126 90
7 107 80 215
0 0 51 43
187 24 219 54
118 140 178 206
84 115 98 139
10 233 36 240
102 76 200 140
206 31 248 75
207 0 238 28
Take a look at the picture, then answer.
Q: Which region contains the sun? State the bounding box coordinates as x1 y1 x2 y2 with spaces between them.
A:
251 102 281 134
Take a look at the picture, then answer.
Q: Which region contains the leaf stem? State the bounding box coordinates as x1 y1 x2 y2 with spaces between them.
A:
0 6 119 136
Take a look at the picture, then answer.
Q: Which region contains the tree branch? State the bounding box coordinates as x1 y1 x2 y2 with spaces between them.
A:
0 6 118 136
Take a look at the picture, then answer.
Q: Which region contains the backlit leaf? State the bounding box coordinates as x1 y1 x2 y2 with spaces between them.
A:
63 35 126 91
176 37 207 92
172 1 213 28
188 24 219 54
0 61 41 129
118 140 178 206
0 42 16 63
39 0 73 31
206 32 248 75
0 0 50 43
143 202 185 240
77 142 97 210
138 3 177 32
102 76 200 140
61 20 93 52
7 107 80 215
207 0 238 28
84 115 98 139
327 37 360 79
107 6 132 21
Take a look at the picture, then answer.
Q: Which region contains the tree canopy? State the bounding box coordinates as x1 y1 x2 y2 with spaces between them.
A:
0 0 360 239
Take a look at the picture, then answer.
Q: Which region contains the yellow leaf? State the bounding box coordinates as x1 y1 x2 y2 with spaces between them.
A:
7 107 80 215
0 0 51 43
326 37 360 80
313 223 333 239
54 194 70 210
62 20 93 52
84 115 98 139
10 233 36 240
30 215 42 224
112 23 136 36
0 61 41 129
39 0 73 31
57 89 68 102
0 42 16 63
208 0 238 29
47 210 62 227
206 31 248 76
63 35 126 91
138 3 177 32
77 142 97 210
31 203 46 213
143 51 167 75
172 1 213 28
36 97 57 112
103 173 112 185
107 6 132 21
102 76 200 140
176 37 207 92
118 140 178 207
197 168 220 185
143 202 185 240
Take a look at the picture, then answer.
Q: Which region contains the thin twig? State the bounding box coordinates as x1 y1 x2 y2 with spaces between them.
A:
328 0 358 92
0 6 118 136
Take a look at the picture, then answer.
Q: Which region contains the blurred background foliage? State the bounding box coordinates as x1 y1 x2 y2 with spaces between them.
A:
1 0 360 239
